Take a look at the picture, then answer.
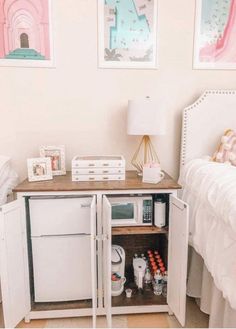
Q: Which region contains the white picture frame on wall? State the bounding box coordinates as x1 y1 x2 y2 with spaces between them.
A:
0 0 55 68
39 145 66 176
98 0 159 69
194 0 236 70
27 157 53 182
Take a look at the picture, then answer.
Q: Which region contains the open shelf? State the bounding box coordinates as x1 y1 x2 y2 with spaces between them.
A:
112 283 167 307
112 226 168 236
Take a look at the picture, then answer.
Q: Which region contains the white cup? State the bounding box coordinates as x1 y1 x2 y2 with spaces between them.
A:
111 277 126 291
125 288 132 298
142 167 165 184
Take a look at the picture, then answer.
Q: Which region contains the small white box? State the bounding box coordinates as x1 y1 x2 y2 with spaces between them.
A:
142 167 165 184
72 168 125 175
71 155 126 182
72 155 125 169
72 174 125 182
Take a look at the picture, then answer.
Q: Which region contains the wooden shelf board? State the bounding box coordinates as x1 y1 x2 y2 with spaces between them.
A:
32 299 92 311
112 284 167 307
112 226 168 236
13 170 181 192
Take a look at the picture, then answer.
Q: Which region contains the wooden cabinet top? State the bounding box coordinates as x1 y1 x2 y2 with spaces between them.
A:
13 171 181 192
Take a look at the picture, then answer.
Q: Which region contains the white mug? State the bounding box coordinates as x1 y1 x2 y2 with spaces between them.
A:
111 277 126 291
142 167 165 184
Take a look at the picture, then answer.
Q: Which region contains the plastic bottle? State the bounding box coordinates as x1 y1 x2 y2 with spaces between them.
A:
162 271 168 298
153 270 162 295
144 268 152 284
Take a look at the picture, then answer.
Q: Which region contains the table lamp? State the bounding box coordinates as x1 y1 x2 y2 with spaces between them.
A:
127 97 166 175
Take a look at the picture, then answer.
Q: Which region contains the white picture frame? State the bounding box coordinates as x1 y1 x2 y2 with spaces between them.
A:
193 0 236 70
27 157 53 182
98 0 159 69
39 145 66 176
0 0 55 68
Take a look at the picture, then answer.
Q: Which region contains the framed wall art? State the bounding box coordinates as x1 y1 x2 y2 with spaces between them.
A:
39 145 66 176
194 0 236 69
27 157 52 182
98 0 158 69
0 0 54 68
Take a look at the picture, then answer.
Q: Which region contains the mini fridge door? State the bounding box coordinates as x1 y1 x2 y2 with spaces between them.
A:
32 234 92 302
31 195 97 327
29 196 92 237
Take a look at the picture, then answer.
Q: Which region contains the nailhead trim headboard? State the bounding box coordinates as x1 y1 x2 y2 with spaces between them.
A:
180 90 236 168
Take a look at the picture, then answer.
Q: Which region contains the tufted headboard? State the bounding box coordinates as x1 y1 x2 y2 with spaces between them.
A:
180 90 236 168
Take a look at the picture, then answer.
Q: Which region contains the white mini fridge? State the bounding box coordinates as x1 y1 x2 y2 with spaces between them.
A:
29 196 94 303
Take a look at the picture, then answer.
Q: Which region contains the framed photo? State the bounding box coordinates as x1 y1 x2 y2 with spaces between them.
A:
98 0 158 69
0 0 54 68
27 157 52 182
39 145 66 176
194 0 236 69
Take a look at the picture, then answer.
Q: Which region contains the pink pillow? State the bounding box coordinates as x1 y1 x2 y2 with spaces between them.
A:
213 129 236 166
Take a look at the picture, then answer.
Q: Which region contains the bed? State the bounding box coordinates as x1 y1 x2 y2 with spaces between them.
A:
179 90 236 328
0 156 18 205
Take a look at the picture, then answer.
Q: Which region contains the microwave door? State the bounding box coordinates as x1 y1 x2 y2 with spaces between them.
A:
111 202 137 226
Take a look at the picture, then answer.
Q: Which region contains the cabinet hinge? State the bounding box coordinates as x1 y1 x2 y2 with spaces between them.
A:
96 234 109 241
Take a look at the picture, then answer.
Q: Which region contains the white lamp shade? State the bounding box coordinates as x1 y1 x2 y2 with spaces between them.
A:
127 99 166 136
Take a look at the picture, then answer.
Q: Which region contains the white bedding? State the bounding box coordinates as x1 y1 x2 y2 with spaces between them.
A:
0 156 18 205
180 159 236 310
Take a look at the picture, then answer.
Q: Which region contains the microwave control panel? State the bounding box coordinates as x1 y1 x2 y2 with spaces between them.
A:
142 199 153 224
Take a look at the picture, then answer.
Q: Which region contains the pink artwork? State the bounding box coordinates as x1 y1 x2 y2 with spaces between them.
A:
194 0 236 69
0 0 53 66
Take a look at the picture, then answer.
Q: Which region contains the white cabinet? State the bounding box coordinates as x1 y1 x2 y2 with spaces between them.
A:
167 196 189 326
102 194 189 327
0 196 97 328
0 172 188 328
0 200 30 328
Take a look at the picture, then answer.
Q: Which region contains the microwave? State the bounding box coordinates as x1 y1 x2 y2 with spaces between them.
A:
108 195 153 227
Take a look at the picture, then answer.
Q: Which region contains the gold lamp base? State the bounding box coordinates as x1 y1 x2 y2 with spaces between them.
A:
131 135 160 175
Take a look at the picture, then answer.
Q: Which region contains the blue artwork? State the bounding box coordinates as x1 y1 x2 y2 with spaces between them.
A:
105 0 150 49
100 0 157 67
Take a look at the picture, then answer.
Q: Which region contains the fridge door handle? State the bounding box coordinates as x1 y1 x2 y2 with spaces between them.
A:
37 233 90 238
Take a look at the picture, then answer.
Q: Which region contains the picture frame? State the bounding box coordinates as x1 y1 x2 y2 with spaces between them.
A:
98 0 158 69
27 157 53 182
39 145 66 176
0 0 54 68
194 0 236 70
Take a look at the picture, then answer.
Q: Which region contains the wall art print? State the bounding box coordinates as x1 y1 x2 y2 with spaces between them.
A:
194 0 236 69
0 0 54 67
98 0 158 69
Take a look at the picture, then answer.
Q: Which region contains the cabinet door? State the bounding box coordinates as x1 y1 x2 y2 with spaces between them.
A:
90 196 97 328
0 200 30 328
167 195 189 327
102 196 112 328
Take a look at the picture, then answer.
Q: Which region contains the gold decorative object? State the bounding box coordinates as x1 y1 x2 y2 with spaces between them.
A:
127 98 166 175
131 135 160 175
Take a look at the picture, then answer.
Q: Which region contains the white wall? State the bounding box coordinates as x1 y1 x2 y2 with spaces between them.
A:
1 0 235 181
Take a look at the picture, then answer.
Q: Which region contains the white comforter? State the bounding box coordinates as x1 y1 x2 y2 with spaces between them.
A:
180 159 236 310
0 156 18 205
